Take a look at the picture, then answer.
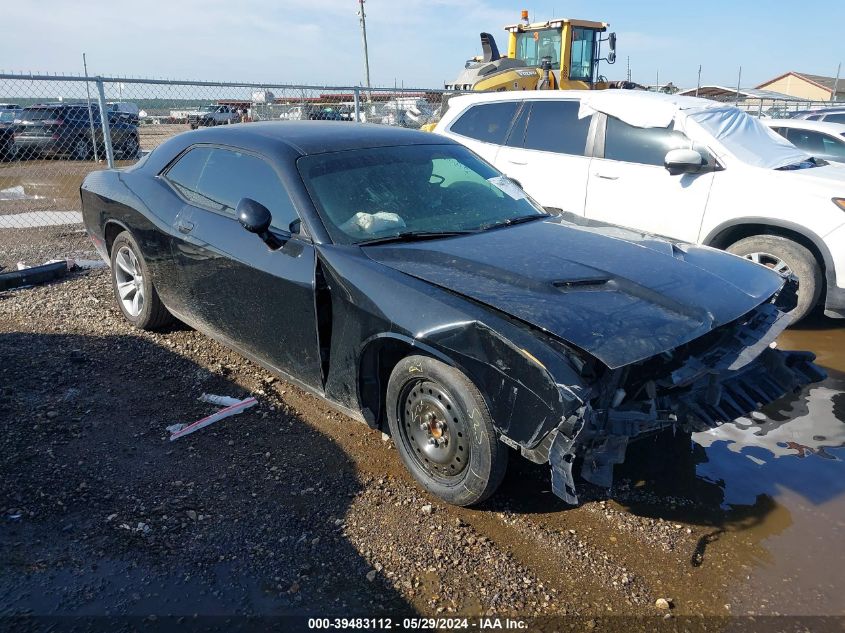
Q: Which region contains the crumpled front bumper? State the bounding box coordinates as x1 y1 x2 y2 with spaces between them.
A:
543 296 827 505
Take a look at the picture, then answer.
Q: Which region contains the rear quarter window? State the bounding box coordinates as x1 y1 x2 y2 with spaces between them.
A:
449 102 519 145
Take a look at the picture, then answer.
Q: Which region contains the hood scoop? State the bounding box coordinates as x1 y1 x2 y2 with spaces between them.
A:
552 277 610 291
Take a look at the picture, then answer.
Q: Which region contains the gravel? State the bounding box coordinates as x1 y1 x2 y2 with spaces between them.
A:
0 269 765 617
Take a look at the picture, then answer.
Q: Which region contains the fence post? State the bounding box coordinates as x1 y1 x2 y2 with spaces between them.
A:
94 77 115 168
353 87 361 123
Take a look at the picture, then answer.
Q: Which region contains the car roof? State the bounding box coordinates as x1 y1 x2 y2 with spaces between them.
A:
185 121 454 155
445 89 714 107
22 103 88 109
792 107 845 118
765 118 845 134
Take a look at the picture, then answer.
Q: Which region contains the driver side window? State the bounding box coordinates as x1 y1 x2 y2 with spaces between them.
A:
164 146 299 231
604 116 700 167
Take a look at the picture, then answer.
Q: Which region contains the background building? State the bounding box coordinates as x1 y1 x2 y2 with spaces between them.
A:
756 71 843 102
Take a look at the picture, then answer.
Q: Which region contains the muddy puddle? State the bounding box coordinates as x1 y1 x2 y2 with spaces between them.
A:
670 314 845 615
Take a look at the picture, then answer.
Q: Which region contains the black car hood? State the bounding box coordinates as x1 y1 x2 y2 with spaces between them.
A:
363 218 784 368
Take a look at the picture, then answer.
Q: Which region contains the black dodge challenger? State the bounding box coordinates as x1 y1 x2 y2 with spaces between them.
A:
81 122 824 506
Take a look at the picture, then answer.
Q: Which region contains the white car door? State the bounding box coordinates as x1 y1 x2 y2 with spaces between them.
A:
493 100 592 214
584 115 715 243
443 101 521 166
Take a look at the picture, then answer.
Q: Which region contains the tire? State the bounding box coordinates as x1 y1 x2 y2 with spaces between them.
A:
72 137 92 161
386 355 508 506
726 234 822 322
110 231 174 330
189 123 198 130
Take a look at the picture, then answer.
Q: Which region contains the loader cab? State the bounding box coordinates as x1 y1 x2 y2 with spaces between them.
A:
506 17 609 88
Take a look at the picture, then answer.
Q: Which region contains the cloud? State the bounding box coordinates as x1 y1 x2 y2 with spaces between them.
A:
0 0 521 88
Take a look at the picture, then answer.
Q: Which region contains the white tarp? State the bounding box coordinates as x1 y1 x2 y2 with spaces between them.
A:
578 91 812 170
678 107 811 170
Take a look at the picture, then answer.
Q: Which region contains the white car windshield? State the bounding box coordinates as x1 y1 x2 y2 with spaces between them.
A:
681 107 813 170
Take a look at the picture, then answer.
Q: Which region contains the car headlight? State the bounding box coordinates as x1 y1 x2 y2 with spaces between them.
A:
834 198 845 211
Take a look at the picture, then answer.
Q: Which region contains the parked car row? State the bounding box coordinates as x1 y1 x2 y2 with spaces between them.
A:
0 102 140 161
432 90 845 323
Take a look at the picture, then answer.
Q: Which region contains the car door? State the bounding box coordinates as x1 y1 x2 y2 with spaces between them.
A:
584 114 715 243
444 101 520 165
164 145 323 388
492 99 592 214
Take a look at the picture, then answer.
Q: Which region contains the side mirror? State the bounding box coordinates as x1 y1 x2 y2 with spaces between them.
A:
664 149 705 176
607 32 617 64
237 198 285 249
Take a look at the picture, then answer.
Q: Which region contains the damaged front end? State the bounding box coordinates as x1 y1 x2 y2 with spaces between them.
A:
537 280 826 505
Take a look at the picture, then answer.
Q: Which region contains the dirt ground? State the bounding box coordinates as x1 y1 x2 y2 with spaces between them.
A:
2 264 844 630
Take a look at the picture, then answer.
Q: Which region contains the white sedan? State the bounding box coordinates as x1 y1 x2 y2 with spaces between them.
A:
765 118 845 164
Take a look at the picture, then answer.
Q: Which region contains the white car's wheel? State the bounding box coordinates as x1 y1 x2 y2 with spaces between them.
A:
727 235 822 322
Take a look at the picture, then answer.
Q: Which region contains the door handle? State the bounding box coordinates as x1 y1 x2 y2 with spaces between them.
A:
177 220 195 234
593 173 619 180
508 159 528 166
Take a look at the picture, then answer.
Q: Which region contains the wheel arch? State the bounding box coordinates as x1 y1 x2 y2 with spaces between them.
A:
703 218 836 289
103 219 131 256
357 333 456 433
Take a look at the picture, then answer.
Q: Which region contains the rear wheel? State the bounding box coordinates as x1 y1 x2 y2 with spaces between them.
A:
386 355 507 506
110 231 174 330
727 234 822 322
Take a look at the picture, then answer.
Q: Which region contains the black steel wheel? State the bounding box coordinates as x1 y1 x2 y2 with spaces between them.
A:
386 355 507 506
399 379 471 481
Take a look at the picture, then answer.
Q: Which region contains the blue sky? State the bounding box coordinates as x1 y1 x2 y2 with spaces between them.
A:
1 0 843 90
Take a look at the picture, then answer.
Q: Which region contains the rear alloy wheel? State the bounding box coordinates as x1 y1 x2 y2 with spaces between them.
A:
727 234 822 323
386 355 508 506
110 231 174 330
73 137 92 160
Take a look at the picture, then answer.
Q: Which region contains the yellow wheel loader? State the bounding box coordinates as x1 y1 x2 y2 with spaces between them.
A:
447 10 628 92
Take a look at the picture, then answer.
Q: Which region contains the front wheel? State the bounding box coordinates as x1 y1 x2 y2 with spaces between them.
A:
110 231 174 330
386 356 508 506
727 234 822 323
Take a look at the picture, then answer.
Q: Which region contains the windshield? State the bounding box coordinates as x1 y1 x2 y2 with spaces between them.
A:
682 106 813 170
20 108 62 122
298 144 546 245
199 105 217 112
0 111 18 122
514 28 561 69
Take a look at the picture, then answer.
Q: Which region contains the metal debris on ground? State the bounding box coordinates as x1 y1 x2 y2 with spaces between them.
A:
166 395 258 441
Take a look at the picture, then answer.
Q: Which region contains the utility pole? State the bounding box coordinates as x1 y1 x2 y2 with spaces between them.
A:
357 0 372 97
832 62 841 103
626 56 631 82
735 66 742 105
696 65 702 97
81 53 99 162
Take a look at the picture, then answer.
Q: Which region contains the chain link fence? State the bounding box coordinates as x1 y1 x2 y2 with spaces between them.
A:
0 73 468 268
2 73 842 269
